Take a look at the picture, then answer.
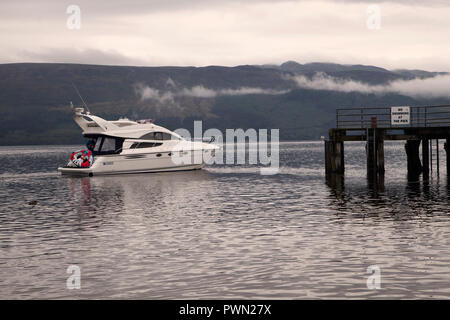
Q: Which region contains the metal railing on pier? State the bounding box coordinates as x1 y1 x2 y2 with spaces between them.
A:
336 105 450 129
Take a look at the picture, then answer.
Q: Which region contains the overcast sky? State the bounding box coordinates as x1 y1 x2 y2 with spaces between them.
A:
0 0 449 70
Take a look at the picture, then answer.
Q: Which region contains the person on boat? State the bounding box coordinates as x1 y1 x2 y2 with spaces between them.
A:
86 138 96 151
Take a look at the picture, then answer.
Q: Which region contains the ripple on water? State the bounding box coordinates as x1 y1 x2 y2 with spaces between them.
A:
0 142 450 299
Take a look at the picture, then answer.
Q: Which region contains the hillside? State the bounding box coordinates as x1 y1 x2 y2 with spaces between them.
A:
0 62 449 145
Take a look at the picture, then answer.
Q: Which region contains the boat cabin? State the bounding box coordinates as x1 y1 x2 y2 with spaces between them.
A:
85 131 182 155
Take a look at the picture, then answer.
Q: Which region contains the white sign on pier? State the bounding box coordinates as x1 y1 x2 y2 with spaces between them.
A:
391 106 410 125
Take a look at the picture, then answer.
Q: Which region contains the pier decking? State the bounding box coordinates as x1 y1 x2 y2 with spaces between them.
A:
325 105 450 180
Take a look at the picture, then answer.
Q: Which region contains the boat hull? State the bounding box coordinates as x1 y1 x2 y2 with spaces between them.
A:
58 149 212 176
58 163 203 176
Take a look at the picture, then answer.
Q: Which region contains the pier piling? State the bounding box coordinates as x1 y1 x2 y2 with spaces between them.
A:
436 139 440 176
325 140 344 174
445 139 450 178
327 105 450 180
422 139 430 179
405 140 423 180
366 128 385 179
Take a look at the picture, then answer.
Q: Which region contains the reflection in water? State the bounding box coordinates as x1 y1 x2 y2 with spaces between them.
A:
325 173 345 193
326 172 387 201
0 143 450 299
64 170 217 229
69 178 94 217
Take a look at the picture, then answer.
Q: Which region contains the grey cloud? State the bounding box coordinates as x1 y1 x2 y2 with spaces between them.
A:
135 83 176 103
289 73 450 98
0 0 448 19
181 85 289 97
17 48 145 66
1 0 449 70
135 81 289 102
330 0 448 3
0 0 283 18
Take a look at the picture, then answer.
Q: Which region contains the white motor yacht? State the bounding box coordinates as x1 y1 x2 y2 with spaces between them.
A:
58 106 218 176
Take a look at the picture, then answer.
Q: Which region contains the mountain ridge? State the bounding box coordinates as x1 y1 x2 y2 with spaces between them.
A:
0 61 449 145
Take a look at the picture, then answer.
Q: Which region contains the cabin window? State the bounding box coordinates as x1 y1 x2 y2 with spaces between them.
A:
130 142 163 149
163 133 173 140
94 138 102 152
101 137 116 152
139 132 177 140
140 132 155 140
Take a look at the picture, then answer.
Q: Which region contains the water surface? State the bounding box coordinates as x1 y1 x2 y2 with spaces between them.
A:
0 142 449 299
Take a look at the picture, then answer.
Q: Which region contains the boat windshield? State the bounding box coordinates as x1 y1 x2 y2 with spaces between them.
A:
92 136 124 155
94 138 102 151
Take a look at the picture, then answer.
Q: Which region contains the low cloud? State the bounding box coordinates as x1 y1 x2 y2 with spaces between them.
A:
289 73 450 98
135 81 289 102
181 86 216 98
136 73 450 105
219 87 290 96
181 85 289 98
137 85 175 103
389 75 450 98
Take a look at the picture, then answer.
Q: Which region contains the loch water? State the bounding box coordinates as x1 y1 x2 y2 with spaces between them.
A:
0 142 449 299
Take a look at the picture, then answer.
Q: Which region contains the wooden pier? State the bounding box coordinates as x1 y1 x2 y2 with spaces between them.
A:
325 105 450 181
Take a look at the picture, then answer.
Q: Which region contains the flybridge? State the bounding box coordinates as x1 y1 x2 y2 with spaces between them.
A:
73 107 119 133
71 105 178 140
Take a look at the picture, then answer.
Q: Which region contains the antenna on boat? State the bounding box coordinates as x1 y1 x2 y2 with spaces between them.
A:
71 81 91 114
